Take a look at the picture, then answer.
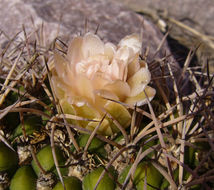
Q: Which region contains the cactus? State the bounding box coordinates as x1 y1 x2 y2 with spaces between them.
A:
0 22 213 190
82 166 117 190
31 145 67 176
53 176 82 190
12 116 41 140
119 162 163 190
9 165 37 190
0 142 18 173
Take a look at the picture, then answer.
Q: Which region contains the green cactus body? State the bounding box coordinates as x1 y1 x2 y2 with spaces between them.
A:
31 145 67 176
82 166 117 190
0 142 18 172
9 165 37 190
53 176 82 190
76 134 107 158
119 162 163 190
134 162 162 190
78 134 104 151
12 116 41 139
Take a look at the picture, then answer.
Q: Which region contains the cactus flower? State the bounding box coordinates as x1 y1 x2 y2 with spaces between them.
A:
51 33 155 135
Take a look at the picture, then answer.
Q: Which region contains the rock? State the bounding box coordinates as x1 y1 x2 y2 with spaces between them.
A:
0 0 185 97
116 0 214 73
117 0 214 36
0 0 175 62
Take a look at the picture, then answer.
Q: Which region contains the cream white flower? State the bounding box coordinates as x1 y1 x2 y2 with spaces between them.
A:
51 33 155 135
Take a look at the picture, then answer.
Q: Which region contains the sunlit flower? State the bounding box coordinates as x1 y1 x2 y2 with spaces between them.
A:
51 33 155 135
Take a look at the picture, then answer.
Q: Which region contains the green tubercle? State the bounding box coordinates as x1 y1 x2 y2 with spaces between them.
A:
53 176 82 190
9 165 37 190
31 145 67 176
119 162 163 190
12 116 41 139
82 166 117 190
0 142 18 172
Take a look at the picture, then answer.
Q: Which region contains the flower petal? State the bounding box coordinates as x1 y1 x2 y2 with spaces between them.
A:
76 75 95 103
62 64 76 87
67 36 84 64
82 33 104 58
118 33 142 54
52 68 77 100
86 118 113 136
127 67 151 97
94 89 119 101
93 89 119 109
74 104 101 128
60 99 77 125
60 99 76 115
51 75 66 99
67 95 87 107
104 101 131 133
91 75 110 89
127 55 140 79
115 46 132 63
54 53 68 77
125 86 156 106
109 59 128 81
103 80 130 101
104 42 116 61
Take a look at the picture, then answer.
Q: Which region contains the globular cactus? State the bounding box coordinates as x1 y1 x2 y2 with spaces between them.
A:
31 145 67 176
0 142 18 173
82 166 117 190
119 162 163 190
9 165 37 190
53 176 82 190
0 21 213 190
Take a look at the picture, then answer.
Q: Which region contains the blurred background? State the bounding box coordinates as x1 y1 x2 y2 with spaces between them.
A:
1 0 214 73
